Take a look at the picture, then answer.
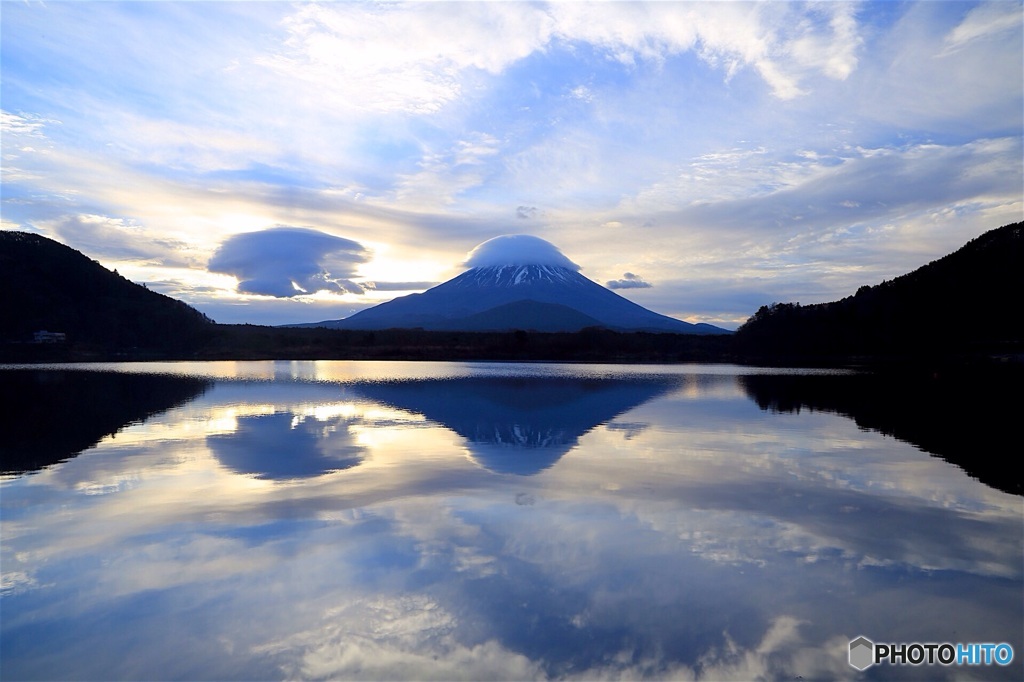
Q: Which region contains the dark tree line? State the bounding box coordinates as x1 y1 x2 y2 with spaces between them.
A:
1 231 214 354
734 222 1024 363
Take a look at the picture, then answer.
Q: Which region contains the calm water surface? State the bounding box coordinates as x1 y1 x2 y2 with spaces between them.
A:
1 361 1020 681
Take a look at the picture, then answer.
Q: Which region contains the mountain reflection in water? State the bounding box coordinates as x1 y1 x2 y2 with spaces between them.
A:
1 361 1020 681
355 376 681 474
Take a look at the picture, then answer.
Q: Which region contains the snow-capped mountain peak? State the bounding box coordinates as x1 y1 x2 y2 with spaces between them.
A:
300 234 730 334
455 264 581 288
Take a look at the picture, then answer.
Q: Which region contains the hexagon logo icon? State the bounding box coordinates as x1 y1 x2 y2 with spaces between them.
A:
849 636 875 670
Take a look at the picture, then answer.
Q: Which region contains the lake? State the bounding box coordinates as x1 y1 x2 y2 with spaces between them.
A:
1 361 1021 681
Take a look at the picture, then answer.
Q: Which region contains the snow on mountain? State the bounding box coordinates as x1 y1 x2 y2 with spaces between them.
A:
456 264 579 287
303 235 730 334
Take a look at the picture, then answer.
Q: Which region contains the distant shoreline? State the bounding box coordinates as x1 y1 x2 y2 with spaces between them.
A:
3 322 1021 372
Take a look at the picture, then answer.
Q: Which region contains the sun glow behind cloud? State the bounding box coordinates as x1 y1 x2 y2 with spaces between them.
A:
1 1 1021 328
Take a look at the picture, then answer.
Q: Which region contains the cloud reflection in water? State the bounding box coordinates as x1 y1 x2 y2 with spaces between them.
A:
208 412 365 480
0 362 1020 681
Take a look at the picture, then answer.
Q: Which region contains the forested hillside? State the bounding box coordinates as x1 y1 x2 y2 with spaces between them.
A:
0 231 213 353
735 222 1024 361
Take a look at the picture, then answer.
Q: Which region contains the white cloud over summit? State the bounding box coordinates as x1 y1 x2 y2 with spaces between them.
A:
463 235 580 270
1 1 1020 328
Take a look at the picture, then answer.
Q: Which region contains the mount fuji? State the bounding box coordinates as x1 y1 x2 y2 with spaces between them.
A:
302 236 730 334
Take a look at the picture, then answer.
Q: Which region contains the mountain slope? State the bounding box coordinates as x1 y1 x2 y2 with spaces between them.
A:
433 299 607 333
735 222 1024 357
0 231 213 350
311 264 729 334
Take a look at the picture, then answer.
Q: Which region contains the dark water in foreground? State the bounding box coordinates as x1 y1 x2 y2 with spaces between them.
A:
1 361 1021 681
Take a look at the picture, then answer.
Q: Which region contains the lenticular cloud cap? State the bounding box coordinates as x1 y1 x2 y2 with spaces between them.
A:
464 234 580 270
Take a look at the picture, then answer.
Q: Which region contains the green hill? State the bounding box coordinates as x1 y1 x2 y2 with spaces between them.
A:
0 231 213 354
735 222 1024 361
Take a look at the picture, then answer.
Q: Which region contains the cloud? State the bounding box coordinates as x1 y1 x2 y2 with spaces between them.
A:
260 3 555 114
208 411 364 480
208 227 369 298
782 2 862 80
858 1 1022 132
463 234 580 269
6 367 1021 681
944 1 1023 53
364 281 438 292
606 272 652 289
3 1 1019 329
260 596 542 682
625 137 1022 235
569 85 594 103
388 133 505 209
44 214 195 267
261 1 867 120
548 1 863 99
185 295 377 327
0 110 56 137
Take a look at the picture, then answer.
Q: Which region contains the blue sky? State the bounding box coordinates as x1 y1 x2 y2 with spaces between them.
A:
2 1 1021 328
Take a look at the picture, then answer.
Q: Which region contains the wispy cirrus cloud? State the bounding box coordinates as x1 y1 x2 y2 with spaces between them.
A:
258 2 555 115
390 133 504 208
943 0 1023 53
0 110 57 137
1 1 1020 329
259 0 865 119
547 1 863 98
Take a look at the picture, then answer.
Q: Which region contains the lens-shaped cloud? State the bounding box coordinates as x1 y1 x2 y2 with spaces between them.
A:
208 227 368 298
463 234 579 270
